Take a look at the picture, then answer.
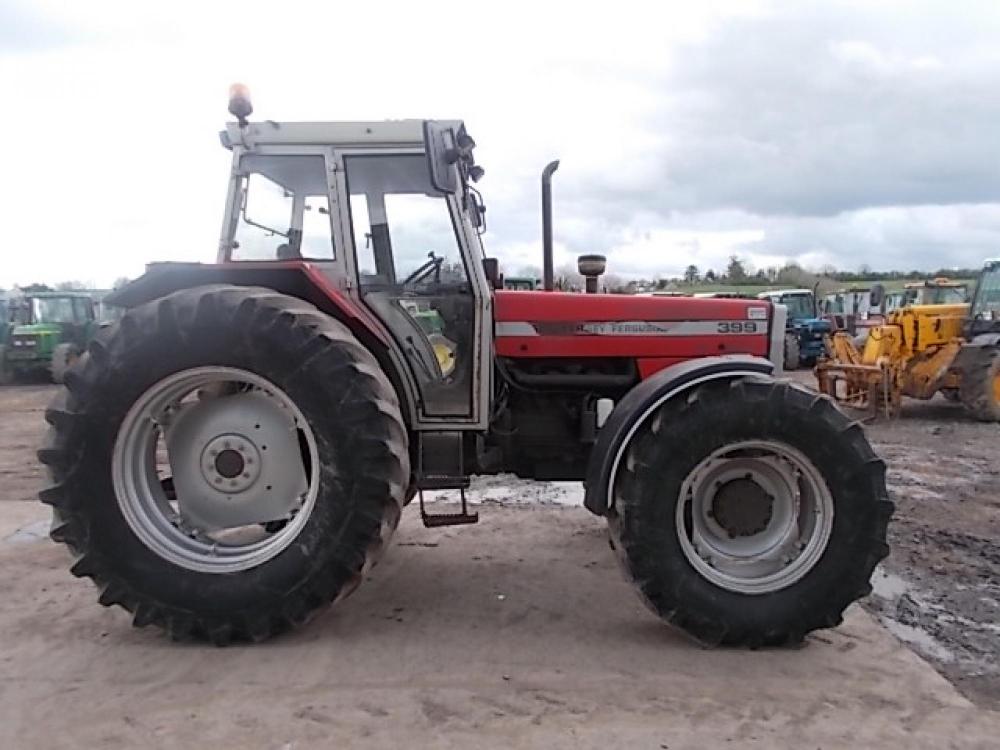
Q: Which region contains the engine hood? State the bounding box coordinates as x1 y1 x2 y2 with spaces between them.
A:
493 290 773 365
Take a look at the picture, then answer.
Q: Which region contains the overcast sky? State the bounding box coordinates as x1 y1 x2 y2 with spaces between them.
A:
2 0 999 288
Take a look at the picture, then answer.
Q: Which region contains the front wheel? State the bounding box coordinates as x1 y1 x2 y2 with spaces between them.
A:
959 347 1000 422
783 334 800 371
608 378 892 647
0 345 10 385
38 285 409 643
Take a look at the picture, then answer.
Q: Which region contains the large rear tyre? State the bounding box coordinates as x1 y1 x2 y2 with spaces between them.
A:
38 285 409 644
608 378 892 647
959 347 1000 422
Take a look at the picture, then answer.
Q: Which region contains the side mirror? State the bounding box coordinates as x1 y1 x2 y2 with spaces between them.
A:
482 258 502 289
424 121 462 194
869 284 885 309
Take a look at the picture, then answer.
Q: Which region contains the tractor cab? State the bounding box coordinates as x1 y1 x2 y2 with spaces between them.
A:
504 277 540 291
902 277 969 307
967 259 1000 338
2 292 96 382
217 117 492 425
756 288 829 367
6 292 95 346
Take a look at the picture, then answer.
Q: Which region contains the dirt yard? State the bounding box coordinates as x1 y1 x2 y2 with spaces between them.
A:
1 381 999 747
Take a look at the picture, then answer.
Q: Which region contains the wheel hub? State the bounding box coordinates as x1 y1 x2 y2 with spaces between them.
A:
214 449 244 479
113 366 320 574
165 390 308 532
200 435 261 492
675 441 835 595
711 477 773 538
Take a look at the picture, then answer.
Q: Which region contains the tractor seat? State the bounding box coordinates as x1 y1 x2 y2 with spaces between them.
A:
276 244 302 260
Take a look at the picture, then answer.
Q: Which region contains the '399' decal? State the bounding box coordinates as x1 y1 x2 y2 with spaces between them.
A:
717 321 760 333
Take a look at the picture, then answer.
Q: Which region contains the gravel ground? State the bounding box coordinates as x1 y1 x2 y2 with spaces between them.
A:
862 400 1000 709
2 376 999 717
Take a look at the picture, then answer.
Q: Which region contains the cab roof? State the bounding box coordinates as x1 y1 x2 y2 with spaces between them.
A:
903 277 964 288
757 289 812 297
15 291 92 299
219 119 459 150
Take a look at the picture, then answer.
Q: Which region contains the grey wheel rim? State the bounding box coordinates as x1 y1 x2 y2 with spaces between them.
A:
113 367 319 574
675 440 834 594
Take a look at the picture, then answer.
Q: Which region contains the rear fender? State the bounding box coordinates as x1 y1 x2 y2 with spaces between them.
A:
105 262 412 421
107 262 386 341
582 355 774 516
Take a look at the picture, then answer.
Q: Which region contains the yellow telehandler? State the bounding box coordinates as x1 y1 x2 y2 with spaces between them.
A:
815 260 1000 420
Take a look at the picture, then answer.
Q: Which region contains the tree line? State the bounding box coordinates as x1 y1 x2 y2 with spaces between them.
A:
675 257 979 288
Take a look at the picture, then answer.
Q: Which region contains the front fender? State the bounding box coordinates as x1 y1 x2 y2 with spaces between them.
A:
968 333 1000 348
582 355 774 516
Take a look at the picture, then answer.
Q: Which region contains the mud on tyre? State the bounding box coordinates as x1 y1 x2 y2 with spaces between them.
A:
38 285 409 644
608 378 892 647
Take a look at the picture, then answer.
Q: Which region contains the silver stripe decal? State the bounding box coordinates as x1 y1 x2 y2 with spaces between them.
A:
495 320 765 337
495 322 540 337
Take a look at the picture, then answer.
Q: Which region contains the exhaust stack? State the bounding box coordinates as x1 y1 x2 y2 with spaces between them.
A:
541 160 560 291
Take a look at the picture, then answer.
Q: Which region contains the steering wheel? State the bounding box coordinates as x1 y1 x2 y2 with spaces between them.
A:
402 252 444 287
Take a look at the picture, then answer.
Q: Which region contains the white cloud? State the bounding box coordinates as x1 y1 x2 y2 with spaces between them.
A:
0 0 998 288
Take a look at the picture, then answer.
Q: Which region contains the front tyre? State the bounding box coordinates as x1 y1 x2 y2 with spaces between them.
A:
0 345 10 385
608 378 892 647
38 285 409 644
959 347 1000 422
783 333 800 371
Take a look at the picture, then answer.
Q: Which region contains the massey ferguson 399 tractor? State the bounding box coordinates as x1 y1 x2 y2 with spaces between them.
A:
39 87 891 646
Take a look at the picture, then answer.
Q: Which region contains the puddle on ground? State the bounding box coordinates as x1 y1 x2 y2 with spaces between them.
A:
871 566 909 600
424 476 585 507
880 617 956 663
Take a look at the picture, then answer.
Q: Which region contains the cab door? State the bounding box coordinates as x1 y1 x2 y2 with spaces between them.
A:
334 149 490 427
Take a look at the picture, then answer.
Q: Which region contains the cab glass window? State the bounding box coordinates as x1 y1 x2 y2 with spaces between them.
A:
232 154 334 262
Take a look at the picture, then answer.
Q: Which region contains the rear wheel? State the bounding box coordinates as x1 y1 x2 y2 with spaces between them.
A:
959 347 1000 422
50 342 81 384
38 285 409 643
607 378 892 647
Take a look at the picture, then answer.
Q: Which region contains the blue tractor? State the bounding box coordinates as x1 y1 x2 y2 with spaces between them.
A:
757 289 831 370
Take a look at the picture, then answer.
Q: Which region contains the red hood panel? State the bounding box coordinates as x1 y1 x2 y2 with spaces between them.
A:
495 290 769 322
493 290 772 363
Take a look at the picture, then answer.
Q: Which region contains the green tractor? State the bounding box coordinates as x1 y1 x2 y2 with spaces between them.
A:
2 292 98 384
504 276 541 291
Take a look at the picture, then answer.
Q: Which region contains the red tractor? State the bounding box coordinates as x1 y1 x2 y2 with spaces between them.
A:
39 88 891 646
